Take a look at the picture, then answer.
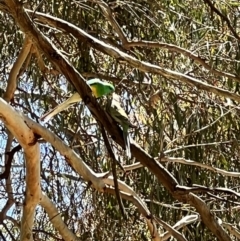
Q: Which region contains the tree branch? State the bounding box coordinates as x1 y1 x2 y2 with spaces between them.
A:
3 37 32 102
0 133 15 225
0 98 41 241
125 40 240 82
40 193 79 241
96 0 128 45
24 116 106 191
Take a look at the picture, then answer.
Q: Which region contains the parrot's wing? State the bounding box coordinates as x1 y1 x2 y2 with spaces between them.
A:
107 93 132 158
40 92 81 123
112 105 129 122
107 93 133 126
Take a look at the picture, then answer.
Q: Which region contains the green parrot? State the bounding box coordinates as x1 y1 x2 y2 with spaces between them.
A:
40 78 115 123
107 93 134 158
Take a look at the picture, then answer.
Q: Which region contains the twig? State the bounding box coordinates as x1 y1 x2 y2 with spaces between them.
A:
32 0 45 21
164 140 234 154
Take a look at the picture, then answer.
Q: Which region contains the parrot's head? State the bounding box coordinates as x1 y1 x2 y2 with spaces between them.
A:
89 79 115 98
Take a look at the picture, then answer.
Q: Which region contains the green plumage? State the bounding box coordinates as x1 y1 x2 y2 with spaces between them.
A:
86 78 115 97
107 93 133 158
40 78 114 123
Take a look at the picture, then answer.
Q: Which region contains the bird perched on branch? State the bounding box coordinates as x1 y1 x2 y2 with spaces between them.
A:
106 93 135 158
40 78 115 123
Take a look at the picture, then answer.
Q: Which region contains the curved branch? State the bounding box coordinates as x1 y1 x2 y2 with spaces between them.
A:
40 193 79 241
3 37 32 102
155 217 188 241
162 215 199 241
125 41 240 82
160 156 240 178
24 116 106 191
0 144 21 180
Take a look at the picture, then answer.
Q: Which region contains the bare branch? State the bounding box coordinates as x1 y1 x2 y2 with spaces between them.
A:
32 46 60 75
0 98 41 241
164 140 234 154
187 193 231 241
6 216 20 228
173 215 199 228
96 0 128 45
162 215 199 240
160 156 240 178
0 144 21 180
103 176 150 212
0 133 14 224
40 193 79 241
3 37 32 102
155 216 188 241
125 40 240 82
122 153 240 179
24 116 106 191
222 222 240 239
101 126 126 217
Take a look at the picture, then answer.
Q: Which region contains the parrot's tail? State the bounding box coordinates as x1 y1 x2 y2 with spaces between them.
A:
123 132 131 158
40 93 81 123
